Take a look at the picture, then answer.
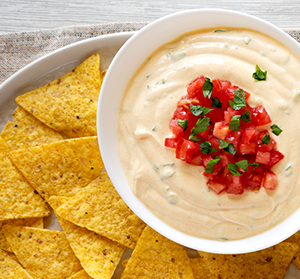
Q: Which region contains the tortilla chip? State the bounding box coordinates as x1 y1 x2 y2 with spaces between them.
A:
9 136 104 201
0 218 43 252
49 196 125 279
0 106 63 152
0 137 50 221
56 173 146 249
121 225 194 278
15 54 101 138
285 230 300 269
67 270 93 279
0 248 33 279
198 242 299 278
2 225 82 279
189 258 214 279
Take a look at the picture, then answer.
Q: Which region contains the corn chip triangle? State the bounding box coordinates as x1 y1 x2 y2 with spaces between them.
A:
0 248 33 279
0 137 50 221
55 172 146 249
15 54 101 138
120 225 194 279
49 196 126 279
2 225 82 279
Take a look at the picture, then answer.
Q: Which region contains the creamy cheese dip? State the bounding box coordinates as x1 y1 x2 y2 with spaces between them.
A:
118 28 300 240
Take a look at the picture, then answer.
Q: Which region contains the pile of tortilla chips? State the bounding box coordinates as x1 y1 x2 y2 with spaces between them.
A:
1 53 300 279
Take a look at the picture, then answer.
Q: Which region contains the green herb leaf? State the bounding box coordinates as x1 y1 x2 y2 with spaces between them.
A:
190 118 210 136
224 143 237 155
202 77 213 99
178 119 188 131
252 65 267 81
250 162 261 170
229 89 246 110
218 139 229 149
236 160 249 171
271 124 283 136
241 110 251 123
189 136 201 142
228 163 241 176
260 134 271 145
200 141 218 154
190 105 213 116
229 115 241 131
211 97 222 109
205 156 221 173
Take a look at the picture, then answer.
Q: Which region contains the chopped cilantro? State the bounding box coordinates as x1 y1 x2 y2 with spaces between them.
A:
241 110 251 123
236 160 249 171
229 115 241 131
271 124 283 136
228 162 241 176
177 119 188 131
218 139 229 149
224 143 237 155
202 77 213 98
200 141 218 154
190 118 210 136
252 65 267 81
205 156 221 173
229 89 246 110
260 134 271 145
190 105 213 116
189 136 201 142
250 162 261 170
211 97 222 108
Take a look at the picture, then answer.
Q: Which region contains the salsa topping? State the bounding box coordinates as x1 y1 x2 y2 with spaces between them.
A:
164 75 284 195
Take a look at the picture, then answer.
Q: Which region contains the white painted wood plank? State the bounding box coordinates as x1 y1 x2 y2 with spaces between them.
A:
1 0 300 33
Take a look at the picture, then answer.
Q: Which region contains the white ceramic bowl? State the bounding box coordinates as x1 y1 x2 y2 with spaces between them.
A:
97 9 300 254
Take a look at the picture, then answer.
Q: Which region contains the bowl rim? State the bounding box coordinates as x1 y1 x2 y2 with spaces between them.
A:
97 8 300 254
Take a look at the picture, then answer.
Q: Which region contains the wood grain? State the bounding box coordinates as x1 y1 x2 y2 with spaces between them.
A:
1 0 300 33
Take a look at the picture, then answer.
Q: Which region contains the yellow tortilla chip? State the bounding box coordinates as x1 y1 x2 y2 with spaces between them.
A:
49 196 125 279
0 137 50 221
15 54 101 138
121 225 194 278
9 136 104 201
56 173 146 249
67 270 93 279
0 218 43 252
198 242 299 278
189 258 214 279
0 248 33 279
3 225 82 279
285 230 300 269
0 106 63 152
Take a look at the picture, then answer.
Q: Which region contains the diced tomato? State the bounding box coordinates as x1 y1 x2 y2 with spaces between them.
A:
206 108 224 123
268 150 284 168
239 143 256 154
173 106 190 120
224 107 239 124
255 151 271 165
263 171 277 190
256 131 276 152
207 176 226 194
226 174 244 194
187 76 211 107
176 139 200 161
164 138 178 148
186 155 202 166
213 121 230 140
251 106 271 126
169 119 184 138
225 130 242 149
206 134 221 149
244 174 263 190
240 128 260 144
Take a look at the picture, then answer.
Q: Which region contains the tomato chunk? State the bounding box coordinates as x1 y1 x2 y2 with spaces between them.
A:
251 106 271 126
213 122 230 140
263 171 277 190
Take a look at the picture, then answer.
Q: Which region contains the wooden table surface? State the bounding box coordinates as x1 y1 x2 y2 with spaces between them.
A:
1 0 300 33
